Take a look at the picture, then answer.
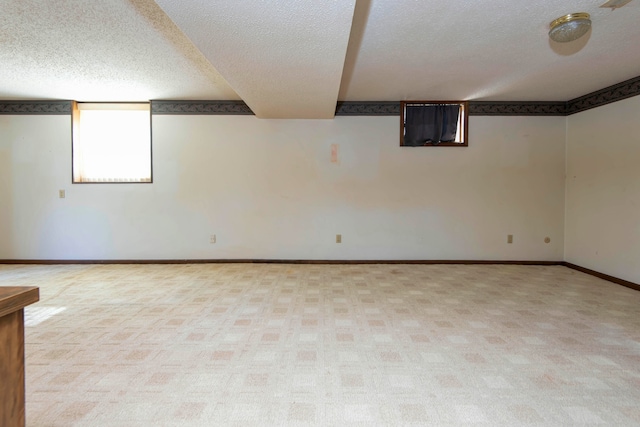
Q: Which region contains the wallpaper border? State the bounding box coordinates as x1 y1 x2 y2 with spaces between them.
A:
2 74 639 116
151 100 253 115
565 75 640 115
335 101 400 116
0 101 72 115
468 101 566 116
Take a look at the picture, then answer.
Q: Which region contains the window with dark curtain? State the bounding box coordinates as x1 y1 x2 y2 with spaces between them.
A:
403 104 460 146
400 101 468 147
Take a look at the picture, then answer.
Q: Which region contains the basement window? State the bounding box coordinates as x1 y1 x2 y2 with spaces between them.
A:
400 101 468 147
72 102 152 183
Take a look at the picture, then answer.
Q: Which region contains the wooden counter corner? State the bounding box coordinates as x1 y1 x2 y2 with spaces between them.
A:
0 286 40 318
1 286 39 427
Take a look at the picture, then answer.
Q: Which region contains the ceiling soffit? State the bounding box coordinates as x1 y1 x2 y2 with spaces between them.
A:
153 0 357 119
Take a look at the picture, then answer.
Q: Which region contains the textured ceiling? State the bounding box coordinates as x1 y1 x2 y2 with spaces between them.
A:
1 0 639 118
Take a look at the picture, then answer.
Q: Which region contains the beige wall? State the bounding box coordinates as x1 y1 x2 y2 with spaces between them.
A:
565 95 640 283
0 114 565 260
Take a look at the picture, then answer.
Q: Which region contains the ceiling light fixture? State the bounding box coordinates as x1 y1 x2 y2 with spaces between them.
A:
548 13 591 43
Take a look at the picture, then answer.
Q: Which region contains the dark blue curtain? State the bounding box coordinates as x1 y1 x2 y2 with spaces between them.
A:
404 104 460 146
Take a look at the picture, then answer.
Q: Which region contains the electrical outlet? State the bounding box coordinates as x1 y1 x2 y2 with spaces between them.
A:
507 234 513 244
336 234 342 243
210 234 216 244
59 189 65 199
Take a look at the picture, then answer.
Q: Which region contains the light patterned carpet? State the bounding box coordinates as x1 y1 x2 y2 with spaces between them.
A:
1 263 640 426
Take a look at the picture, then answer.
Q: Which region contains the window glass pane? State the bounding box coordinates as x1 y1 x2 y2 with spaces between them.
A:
73 103 151 183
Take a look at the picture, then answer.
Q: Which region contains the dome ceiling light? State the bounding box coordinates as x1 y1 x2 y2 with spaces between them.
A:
548 13 591 43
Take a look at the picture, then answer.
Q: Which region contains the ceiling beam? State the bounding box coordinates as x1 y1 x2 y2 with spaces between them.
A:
154 0 357 119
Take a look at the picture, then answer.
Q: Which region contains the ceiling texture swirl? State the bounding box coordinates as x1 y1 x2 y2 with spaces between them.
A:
1 0 639 118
